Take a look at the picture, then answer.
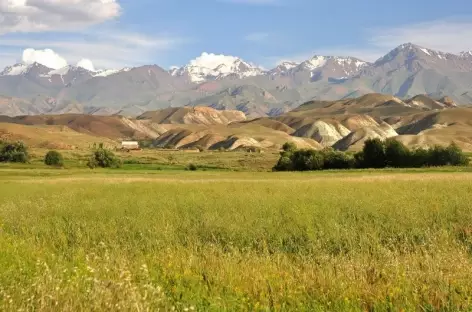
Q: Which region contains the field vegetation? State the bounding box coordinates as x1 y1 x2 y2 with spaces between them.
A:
1 170 472 311
1 139 472 310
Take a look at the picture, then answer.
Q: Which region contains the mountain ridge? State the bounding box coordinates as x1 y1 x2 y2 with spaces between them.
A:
1 43 472 117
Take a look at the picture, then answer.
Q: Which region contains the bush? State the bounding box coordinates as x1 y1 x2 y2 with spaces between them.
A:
354 151 365 168
282 142 297 153
273 155 293 171
362 138 386 168
0 141 29 163
323 149 355 169
410 147 429 167
186 163 198 171
44 150 64 167
291 149 324 171
445 142 469 166
272 139 469 172
385 139 411 168
87 148 121 169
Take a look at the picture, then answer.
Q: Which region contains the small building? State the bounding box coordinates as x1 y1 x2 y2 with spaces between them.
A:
121 141 140 150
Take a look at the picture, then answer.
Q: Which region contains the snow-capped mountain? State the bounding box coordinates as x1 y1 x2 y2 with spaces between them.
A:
0 62 51 77
460 51 472 60
1 62 131 85
269 55 369 82
268 61 300 75
2 43 472 118
370 43 472 74
170 54 264 83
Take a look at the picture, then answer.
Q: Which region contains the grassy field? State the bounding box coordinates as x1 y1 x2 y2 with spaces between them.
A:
20 148 281 172
1 168 472 311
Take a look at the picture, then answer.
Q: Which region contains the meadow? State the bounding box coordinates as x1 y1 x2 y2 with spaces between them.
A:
1 166 472 311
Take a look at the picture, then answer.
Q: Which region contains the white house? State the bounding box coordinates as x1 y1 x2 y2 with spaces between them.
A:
121 141 140 150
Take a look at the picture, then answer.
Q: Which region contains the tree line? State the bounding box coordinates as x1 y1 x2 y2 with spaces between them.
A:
0 140 121 168
273 138 469 171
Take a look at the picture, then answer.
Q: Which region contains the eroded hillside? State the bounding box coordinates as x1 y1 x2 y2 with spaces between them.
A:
1 93 471 151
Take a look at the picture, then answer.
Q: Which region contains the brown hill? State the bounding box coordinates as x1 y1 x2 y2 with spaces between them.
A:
152 123 322 151
0 123 115 149
0 114 161 140
0 93 470 152
137 106 246 125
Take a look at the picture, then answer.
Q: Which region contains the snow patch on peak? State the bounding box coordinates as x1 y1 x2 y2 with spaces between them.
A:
0 63 29 76
420 48 431 56
278 61 299 70
460 51 472 58
48 66 72 76
93 67 131 77
305 56 327 69
173 52 264 83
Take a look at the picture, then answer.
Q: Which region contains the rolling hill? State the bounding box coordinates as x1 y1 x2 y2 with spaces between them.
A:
2 93 471 152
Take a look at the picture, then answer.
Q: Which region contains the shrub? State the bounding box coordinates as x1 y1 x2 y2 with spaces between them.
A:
362 138 386 168
323 150 355 169
282 142 297 153
44 150 64 167
0 141 29 163
427 145 450 167
186 163 198 171
87 148 121 169
291 149 324 171
385 139 411 168
445 142 469 166
273 155 293 171
354 151 365 168
410 147 429 167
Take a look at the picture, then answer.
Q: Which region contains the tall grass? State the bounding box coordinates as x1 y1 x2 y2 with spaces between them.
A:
1 171 472 310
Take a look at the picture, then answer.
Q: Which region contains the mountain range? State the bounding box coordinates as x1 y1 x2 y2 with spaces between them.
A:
1 43 472 117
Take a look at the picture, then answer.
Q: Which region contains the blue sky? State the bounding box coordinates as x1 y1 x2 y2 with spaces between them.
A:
0 0 472 70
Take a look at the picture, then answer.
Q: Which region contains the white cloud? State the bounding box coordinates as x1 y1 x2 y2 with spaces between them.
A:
77 58 95 71
0 0 121 33
244 32 269 42
0 31 187 69
22 48 67 69
189 52 240 69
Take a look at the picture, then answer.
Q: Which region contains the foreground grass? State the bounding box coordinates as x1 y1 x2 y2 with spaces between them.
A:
1 170 472 311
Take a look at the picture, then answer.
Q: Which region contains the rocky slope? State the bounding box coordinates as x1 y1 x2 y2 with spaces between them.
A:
137 106 246 125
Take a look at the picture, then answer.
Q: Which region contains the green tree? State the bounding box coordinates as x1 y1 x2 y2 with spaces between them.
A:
445 142 469 166
410 147 429 168
44 150 64 167
0 141 29 163
292 149 324 171
322 149 355 169
427 145 449 166
273 155 293 171
385 139 411 168
362 138 386 168
87 148 121 169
